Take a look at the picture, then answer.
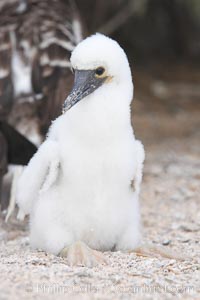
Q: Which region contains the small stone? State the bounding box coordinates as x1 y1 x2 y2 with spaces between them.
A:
181 239 190 243
180 224 199 232
162 240 171 246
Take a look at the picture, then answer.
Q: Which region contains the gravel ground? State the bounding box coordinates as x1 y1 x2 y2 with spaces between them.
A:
0 68 200 300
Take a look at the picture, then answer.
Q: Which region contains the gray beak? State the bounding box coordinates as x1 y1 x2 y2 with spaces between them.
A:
62 69 106 113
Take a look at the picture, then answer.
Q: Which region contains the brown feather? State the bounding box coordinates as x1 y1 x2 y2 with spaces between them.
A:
0 0 83 209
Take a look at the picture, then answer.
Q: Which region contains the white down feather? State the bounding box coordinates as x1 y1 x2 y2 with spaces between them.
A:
17 34 145 254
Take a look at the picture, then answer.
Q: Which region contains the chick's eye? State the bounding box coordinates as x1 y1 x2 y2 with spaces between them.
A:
95 67 105 76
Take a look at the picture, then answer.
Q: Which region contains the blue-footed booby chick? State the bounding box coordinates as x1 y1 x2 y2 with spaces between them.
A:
17 34 145 267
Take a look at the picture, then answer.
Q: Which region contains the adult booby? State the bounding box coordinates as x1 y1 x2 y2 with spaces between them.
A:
17 34 145 267
0 0 82 213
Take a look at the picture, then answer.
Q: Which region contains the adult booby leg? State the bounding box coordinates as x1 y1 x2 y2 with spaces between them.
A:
5 165 23 222
59 241 107 267
0 131 8 210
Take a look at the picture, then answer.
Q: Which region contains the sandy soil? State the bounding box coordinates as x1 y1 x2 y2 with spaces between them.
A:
0 66 200 300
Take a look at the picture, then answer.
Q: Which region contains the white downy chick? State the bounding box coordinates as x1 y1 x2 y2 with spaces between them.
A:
17 34 145 266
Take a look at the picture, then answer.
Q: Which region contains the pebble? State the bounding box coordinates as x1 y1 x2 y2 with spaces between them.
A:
162 240 171 246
